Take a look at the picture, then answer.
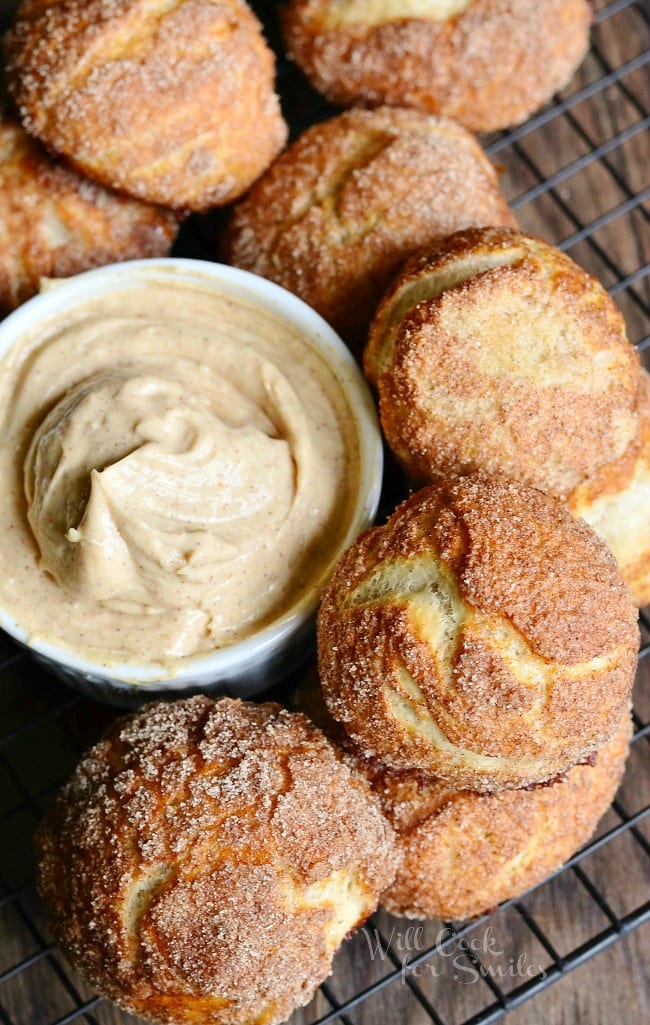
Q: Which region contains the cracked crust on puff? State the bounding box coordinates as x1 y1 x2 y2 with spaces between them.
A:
5 0 287 210
317 474 639 791
35 696 397 1025
222 106 515 350
282 0 591 132
365 227 640 498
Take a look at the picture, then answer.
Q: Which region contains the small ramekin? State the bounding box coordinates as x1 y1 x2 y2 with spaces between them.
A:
0 259 383 706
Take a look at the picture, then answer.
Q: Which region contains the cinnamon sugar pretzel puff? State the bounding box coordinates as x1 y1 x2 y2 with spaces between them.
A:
222 106 515 349
378 712 632 920
568 369 650 608
290 672 633 918
317 475 639 792
0 111 177 314
281 0 591 132
365 227 640 498
5 0 287 211
35 696 397 1025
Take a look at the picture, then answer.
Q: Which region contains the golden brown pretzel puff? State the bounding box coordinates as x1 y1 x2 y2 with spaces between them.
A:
365 227 640 498
289 669 632 919
222 106 516 350
35 696 398 1025
317 474 639 792
4 0 287 211
568 368 650 608
281 0 591 132
0 110 178 314
378 712 632 920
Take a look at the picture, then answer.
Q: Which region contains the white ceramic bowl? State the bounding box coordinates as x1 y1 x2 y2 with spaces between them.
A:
0 259 383 706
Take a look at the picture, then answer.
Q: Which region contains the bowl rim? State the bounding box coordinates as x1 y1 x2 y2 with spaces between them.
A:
0 257 383 687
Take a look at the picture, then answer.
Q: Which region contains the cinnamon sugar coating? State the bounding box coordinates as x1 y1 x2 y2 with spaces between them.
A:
568 369 650 608
0 110 177 313
5 0 287 211
317 475 639 791
379 712 632 919
365 227 640 498
282 0 591 132
222 106 515 350
291 674 632 917
35 696 397 1025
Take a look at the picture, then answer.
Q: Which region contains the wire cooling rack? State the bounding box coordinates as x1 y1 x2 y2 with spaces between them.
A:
0 0 649 1023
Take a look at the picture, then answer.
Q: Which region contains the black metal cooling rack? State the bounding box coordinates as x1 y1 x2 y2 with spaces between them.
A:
0 0 649 1023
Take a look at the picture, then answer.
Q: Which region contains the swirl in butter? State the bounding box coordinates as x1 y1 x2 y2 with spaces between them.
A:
0 278 359 667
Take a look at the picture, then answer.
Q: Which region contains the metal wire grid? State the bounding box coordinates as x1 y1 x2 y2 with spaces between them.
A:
0 0 649 1022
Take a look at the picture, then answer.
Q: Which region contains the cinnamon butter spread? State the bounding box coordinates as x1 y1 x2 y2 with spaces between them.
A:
0 278 360 667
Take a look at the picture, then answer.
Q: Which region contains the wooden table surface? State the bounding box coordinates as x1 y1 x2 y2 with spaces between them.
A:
0 1 648 1024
